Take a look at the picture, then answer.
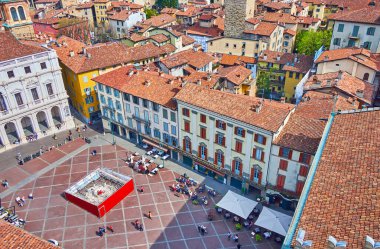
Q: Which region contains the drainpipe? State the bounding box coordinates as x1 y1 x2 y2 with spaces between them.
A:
282 112 336 249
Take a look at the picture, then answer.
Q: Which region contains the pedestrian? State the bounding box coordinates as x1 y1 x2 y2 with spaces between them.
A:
2 179 9 188
237 243 241 249
148 211 152 219
140 186 144 193
28 193 33 199
227 231 232 240
234 234 239 242
107 225 114 233
138 223 143 231
198 225 201 233
200 226 205 235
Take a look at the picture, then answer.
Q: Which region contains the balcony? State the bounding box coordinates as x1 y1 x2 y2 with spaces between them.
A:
132 114 151 125
348 32 360 39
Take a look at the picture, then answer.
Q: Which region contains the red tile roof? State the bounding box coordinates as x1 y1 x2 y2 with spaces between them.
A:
183 71 220 88
160 49 214 69
143 14 176 27
262 12 298 24
292 108 380 249
0 220 57 249
284 29 296 36
259 50 314 74
93 66 181 109
329 6 380 24
245 17 262 25
150 33 169 43
220 54 256 66
128 33 147 42
0 31 46 62
175 84 294 132
199 14 215 21
160 7 179 15
186 23 223 37
218 65 252 85
109 10 131 21
181 35 195 46
177 5 200 17
244 22 278 36
264 2 292 10
75 2 94 9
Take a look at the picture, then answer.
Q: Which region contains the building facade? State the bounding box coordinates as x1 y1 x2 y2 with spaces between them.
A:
0 32 75 151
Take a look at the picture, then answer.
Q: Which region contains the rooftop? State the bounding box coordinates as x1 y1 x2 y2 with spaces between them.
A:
160 49 214 70
150 33 170 43
218 65 252 85
0 31 46 62
292 108 380 248
109 10 131 21
175 84 294 132
220 54 256 66
328 6 380 24
93 66 181 109
143 14 176 27
259 50 314 74
244 22 278 37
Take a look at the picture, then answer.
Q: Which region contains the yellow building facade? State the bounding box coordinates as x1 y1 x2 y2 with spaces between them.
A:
284 71 306 101
94 0 111 27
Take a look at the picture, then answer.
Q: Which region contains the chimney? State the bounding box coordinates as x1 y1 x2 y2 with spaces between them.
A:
144 80 151 86
327 236 347 249
356 89 364 98
181 80 187 87
324 55 329 61
82 47 87 55
280 97 285 103
69 50 75 57
62 41 67 47
295 229 313 249
277 54 281 61
337 70 343 80
129 69 134 76
365 235 380 249
197 79 202 85
86 53 91 59
263 54 267 60
207 73 211 81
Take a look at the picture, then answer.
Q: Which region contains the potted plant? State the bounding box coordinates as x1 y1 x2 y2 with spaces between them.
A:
192 200 199 205
235 223 242 231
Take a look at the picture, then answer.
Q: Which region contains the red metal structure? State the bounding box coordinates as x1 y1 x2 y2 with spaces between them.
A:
64 168 134 218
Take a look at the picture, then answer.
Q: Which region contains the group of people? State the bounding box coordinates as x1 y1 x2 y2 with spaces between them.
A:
2 179 8 188
26 133 38 142
15 196 26 207
134 220 143 231
227 232 242 248
197 225 207 235
97 226 114 237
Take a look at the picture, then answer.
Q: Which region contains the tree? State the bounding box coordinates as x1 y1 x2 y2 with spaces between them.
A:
256 70 271 98
156 0 178 9
144 8 158 19
294 29 332 55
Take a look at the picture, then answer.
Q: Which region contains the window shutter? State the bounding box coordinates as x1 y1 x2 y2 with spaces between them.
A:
263 136 266 145
296 181 304 195
222 122 226 130
234 127 238 135
214 152 217 164
198 146 201 157
279 147 283 157
306 154 311 165
221 154 224 168
232 160 236 173
252 148 257 158
215 133 218 143
222 137 226 146
261 151 265 161
204 147 208 159
250 168 254 181
288 150 293 160
182 108 185 115
299 153 303 162
215 120 219 127
254 134 258 142
258 171 262 185
239 162 243 177
242 129 246 138
183 139 186 150
189 141 192 152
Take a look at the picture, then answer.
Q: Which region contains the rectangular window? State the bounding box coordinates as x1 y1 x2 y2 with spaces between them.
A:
277 175 285 189
289 72 294 78
235 140 243 153
106 86 111 94
145 125 151 135
254 147 263 161
124 93 130 102
40 62 47 69
46 83 54 95
182 107 190 117
31 88 39 100
100 94 105 104
143 99 148 108
295 73 300 79
216 120 226 130
234 160 241 175
14 93 23 106
299 165 308 177
279 159 288 171
171 125 176 135
152 103 159 112
133 96 139 105
255 134 266 145
114 89 120 98
127 117 133 128
367 27 376 36
200 127 206 139
85 96 94 104
170 111 176 122
184 120 190 132
279 147 292 159
216 133 225 146
163 122 169 132
134 106 139 117
117 113 123 124
24 66 31 74
333 38 341 46
200 114 206 123
235 127 245 137
98 84 103 92
337 23 344 32
125 103 131 113
163 109 168 119
116 100 121 110
363 41 372 50
88 107 94 113
7 71 15 78
154 113 159 124
83 76 88 83
299 153 311 164
154 128 161 139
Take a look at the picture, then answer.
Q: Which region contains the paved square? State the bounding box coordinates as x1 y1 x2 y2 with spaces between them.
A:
2 144 282 249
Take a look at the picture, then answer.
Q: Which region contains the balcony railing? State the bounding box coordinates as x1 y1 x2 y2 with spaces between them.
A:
132 114 151 125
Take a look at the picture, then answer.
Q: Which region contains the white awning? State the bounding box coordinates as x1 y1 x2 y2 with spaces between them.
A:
254 206 292 236
216 190 258 219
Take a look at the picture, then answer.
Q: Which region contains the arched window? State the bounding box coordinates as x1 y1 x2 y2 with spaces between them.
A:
17 6 26 20
198 143 207 159
214 150 224 167
10 7 19 21
363 73 369 81
232 158 242 176
0 93 7 112
183 136 191 153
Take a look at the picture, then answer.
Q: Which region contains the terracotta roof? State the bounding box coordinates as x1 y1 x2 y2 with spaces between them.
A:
245 17 261 25
150 33 169 43
128 33 147 42
93 0 109 3
304 71 375 104
264 2 292 10
259 50 314 74
203 3 221 9
183 71 220 88
244 22 278 36
161 7 179 15
0 220 57 249
218 65 252 85
76 2 94 9
262 12 298 24
93 66 181 109
128 43 168 61
325 0 373 10
304 0 324 4
0 31 46 62
292 108 380 249
160 49 214 69
160 43 176 54
315 47 380 71
199 14 215 21
177 6 200 17
328 7 380 25
144 14 176 27
109 10 131 21
35 0 59 3
284 29 296 36
220 54 256 66
181 35 195 46
186 23 223 37
175 84 294 132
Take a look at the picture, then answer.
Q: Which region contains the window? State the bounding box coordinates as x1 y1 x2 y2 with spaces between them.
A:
163 122 169 132
216 120 226 130
333 38 341 46
215 150 224 166
154 128 161 139
124 93 130 101
154 113 159 124
106 86 111 94
10 7 18 21
299 165 308 177
284 41 289 47
295 73 300 79
279 147 292 159
233 159 242 175
142 99 148 108
199 144 207 159
337 23 344 32
316 8 320 12
127 117 133 128
363 41 372 50
143 110 149 121
367 27 376 36
200 126 207 139
85 96 94 104
200 114 206 123
276 175 285 189
145 124 151 135
235 127 245 137
289 72 294 78
0 93 6 112
125 103 131 113
133 96 139 105
98 84 103 92
254 134 266 145
134 106 139 117
7 71 15 78
40 62 47 69
233 44 237 48
184 120 190 132
253 147 264 161
215 133 225 146
117 113 123 124
299 153 311 164
100 94 105 104
24 66 31 74
83 76 88 83
17 7 25 20
152 103 159 112
14 93 23 106
88 106 95 113
163 109 168 119
279 159 288 171
184 137 191 152
170 111 176 122
235 140 243 153
116 100 121 110
171 125 176 135
46 83 54 95
114 89 120 98
182 107 190 117
363 73 369 81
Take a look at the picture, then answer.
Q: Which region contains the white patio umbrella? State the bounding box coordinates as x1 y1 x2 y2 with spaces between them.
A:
216 190 258 219
254 206 292 236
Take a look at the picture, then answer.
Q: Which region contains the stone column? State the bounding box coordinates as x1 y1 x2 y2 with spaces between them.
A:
15 120 26 142
46 109 56 132
0 125 10 147
31 113 42 135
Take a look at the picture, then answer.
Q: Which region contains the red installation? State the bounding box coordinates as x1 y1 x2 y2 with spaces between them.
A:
64 168 134 217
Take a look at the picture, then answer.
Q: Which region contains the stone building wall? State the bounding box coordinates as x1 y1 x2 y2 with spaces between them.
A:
224 0 256 38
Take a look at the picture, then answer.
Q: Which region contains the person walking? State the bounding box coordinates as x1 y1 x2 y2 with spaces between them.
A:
148 211 152 219
237 243 241 249
227 231 232 240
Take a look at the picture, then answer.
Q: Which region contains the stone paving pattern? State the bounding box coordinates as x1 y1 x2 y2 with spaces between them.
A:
1 143 282 249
